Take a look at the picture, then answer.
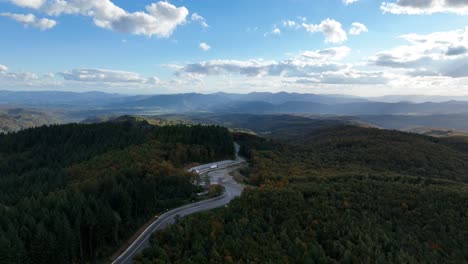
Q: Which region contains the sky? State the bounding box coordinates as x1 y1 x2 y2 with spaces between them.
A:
0 0 468 96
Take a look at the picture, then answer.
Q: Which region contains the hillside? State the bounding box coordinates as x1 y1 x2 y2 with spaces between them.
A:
239 126 468 183
82 114 371 139
406 127 468 137
360 114 468 132
137 125 468 263
0 122 234 263
137 176 468 264
0 108 64 133
170 114 364 138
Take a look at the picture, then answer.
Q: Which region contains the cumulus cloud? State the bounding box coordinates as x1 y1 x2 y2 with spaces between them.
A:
381 0 468 15
176 56 390 86
199 42 211 51
272 27 281 35
349 22 368 35
283 20 296 27
191 13 208 27
175 47 356 80
8 0 189 37
7 72 39 80
9 0 45 8
282 20 299 29
302 19 347 43
321 70 389 85
0 65 39 81
343 0 359 5
0 66 167 93
264 25 281 37
177 59 347 79
1 13 57 30
302 46 351 61
171 33 468 93
368 27 468 77
59 69 160 84
296 70 388 85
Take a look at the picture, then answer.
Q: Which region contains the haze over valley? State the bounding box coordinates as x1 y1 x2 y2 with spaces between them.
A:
1 0 468 263
3 91 468 133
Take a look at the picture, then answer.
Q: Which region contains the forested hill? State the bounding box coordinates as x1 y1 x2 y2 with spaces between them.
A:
0 121 234 263
137 125 468 264
302 126 468 182
238 125 468 183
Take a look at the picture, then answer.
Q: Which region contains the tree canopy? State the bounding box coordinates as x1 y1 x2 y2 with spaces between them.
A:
0 121 234 263
137 125 468 264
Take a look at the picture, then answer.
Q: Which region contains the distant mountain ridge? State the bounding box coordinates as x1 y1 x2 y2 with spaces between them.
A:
368 94 468 103
215 100 468 115
110 92 468 115
3 90 468 115
0 90 127 107
214 91 367 104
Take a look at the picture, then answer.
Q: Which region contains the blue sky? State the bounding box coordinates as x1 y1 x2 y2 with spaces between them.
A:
1 0 468 95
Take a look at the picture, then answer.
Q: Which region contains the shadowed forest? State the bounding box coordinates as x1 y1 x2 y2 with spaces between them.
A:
136 126 468 264
0 121 234 263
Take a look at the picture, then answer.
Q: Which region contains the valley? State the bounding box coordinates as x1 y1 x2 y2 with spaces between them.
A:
113 146 245 264
136 124 468 263
0 114 467 263
4 91 468 137
3 1 468 262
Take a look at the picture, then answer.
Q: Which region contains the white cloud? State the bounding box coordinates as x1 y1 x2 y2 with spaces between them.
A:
1 13 57 30
8 0 189 37
349 22 368 35
283 20 296 27
191 13 208 27
146 76 162 85
264 25 281 37
175 56 390 89
381 0 468 15
282 20 298 29
199 42 211 51
302 46 351 61
343 0 359 5
295 69 388 85
177 59 346 78
246 27 258 32
169 32 468 95
59 69 160 84
0 66 166 93
175 47 355 80
8 72 39 80
272 27 281 35
302 19 347 43
0 66 38 81
368 27 468 77
9 0 45 8
43 72 55 78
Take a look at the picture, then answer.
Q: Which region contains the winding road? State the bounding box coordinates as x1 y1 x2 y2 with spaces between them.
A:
111 145 245 264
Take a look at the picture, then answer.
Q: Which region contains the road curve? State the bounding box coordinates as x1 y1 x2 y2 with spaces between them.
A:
111 147 245 264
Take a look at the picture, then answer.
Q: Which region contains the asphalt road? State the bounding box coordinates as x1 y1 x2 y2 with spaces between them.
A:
111 146 245 264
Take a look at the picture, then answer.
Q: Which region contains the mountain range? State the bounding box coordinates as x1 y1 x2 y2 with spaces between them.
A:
3 90 468 115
